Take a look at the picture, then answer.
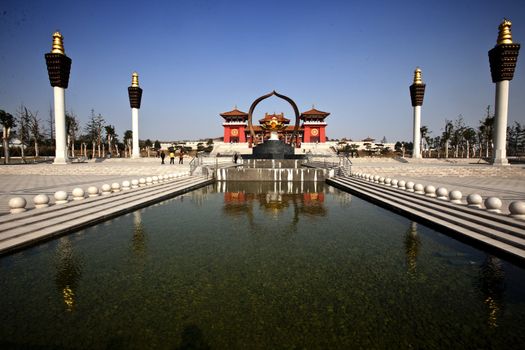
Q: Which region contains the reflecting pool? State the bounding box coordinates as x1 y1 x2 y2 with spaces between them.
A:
1 182 525 349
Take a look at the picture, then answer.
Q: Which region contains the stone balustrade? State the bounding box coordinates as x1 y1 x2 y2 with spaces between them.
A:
8 171 191 215
349 172 525 220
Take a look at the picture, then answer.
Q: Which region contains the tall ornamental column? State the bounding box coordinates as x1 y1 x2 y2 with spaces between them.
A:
45 32 72 164
489 19 520 166
409 67 425 159
128 72 143 159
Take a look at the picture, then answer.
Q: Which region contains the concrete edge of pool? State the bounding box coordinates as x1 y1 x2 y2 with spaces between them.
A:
327 176 525 262
0 175 214 256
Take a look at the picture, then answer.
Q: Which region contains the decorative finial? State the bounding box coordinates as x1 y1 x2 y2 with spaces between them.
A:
51 31 65 54
234 104 237 110
497 19 513 45
312 104 315 109
131 72 139 87
413 67 423 84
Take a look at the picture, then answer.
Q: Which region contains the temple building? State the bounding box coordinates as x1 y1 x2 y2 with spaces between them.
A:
220 107 330 144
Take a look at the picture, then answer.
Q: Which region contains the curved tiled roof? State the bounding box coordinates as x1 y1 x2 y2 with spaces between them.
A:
220 108 248 117
301 108 330 119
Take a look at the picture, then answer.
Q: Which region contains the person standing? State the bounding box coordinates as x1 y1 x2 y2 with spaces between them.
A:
179 150 184 164
169 150 175 164
160 151 165 164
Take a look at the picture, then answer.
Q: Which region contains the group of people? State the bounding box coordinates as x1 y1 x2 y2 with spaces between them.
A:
160 150 185 165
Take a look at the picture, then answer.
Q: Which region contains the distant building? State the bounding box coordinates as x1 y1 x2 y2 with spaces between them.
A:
220 107 330 144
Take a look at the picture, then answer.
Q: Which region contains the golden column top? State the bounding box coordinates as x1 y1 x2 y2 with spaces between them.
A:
413 67 423 85
131 72 139 87
51 31 65 54
497 19 513 45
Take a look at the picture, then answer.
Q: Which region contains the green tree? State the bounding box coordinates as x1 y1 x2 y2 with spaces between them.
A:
66 111 79 158
104 125 117 156
123 130 133 157
1 110 16 164
144 139 153 157
154 140 161 150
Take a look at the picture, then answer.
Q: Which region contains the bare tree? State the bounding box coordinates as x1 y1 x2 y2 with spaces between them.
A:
85 109 105 158
1 110 16 164
16 104 31 162
48 103 54 146
26 107 43 158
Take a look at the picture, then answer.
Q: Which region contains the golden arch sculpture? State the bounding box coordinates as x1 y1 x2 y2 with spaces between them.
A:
247 91 301 147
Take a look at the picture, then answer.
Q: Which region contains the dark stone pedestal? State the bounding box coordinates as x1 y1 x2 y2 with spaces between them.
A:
244 140 304 159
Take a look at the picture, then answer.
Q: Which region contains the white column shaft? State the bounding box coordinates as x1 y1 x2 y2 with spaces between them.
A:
493 80 509 165
412 105 421 159
53 87 68 164
132 107 140 158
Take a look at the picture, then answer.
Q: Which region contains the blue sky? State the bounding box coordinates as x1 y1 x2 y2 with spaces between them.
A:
1 0 524 142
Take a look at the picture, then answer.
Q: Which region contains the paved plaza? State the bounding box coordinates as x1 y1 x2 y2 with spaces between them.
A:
0 158 191 215
0 157 523 215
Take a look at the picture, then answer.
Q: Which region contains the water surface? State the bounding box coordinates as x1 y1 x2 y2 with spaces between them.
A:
1 182 524 349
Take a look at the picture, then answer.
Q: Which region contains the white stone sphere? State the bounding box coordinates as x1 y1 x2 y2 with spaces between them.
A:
122 180 131 189
54 190 69 204
379 177 385 184
9 197 27 213
139 178 146 186
466 193 483 207
163 174 169 181
424 185 436 197
87 186 99 197
131 179 139 187
111 182 121 192
373 175 380 182
449 190 463 203
385 178 392 186
391 179 398 187
485 197 502 212
436 187 449 199
101 184 112 194
406 181 415 191
152 176 159 183
414 183 424 193
398 180 406 189
33 194 50 208
509 201 525 219
168 174 174 179
72 187 85 200
146 177 153 185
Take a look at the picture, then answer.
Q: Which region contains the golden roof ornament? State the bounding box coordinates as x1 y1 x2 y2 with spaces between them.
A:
497 19 513 45
51 31 65 54
131 72 139 87
413 67 423 85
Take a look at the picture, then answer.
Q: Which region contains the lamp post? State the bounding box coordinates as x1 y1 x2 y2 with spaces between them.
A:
409 67 425 159
128 72 143 159
489 19 520 165
45 32 72 164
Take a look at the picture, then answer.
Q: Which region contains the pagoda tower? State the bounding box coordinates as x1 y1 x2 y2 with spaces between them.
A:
220 107 248 143
300 107 330 143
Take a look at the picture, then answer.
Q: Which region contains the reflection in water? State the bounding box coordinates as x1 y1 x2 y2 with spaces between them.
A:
220 182 328 233
405 222 421 275
132 211 147 257
54 237 82 312
478 255 505 328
